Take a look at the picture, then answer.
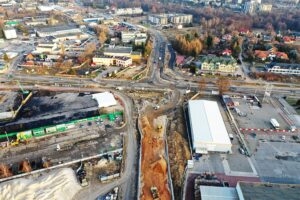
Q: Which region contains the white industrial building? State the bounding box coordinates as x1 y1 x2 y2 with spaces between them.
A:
187 100 232 154
114 7 143 15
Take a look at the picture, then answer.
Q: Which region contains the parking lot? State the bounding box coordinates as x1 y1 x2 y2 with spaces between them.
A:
188 96 257 177
253 140 300 183
231 96 290 130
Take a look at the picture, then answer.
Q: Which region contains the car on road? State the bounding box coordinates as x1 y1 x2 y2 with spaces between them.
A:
239 147 245 155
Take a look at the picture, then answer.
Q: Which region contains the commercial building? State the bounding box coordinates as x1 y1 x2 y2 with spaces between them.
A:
121 32 136 43
244 1 257 14
148 13 193 25
34 41 59 54
199 182 300 200
121 31 147 44
265 62 300 75
52 32 89 42
236 182 300 200
3 28 17 39
114 7 143 15
187 100 232 154
92 55 132 67
148 14 168 25
199 55 237 73
25 18 48 26
104 46 132 57
168 14 193 24
36 25 81 37
258 4 272 12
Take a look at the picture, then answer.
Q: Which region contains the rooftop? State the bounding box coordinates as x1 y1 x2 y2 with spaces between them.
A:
104 47 132 54
199 55 237 65
200 186 239 200
238 182 300 200
37 25 79 33
267 62 300 70
188 100 231 148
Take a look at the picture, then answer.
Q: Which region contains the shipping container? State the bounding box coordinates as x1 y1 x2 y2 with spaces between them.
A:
56 124 66 132
32 128 45 136
45 126 57 134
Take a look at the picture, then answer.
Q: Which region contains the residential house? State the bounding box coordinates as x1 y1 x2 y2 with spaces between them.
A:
222 49 232 56
176 55 185 67
263 35 272 42
199 55 237 73
254 50 288 61
265 62 300 75
283 36 294 44
222 34 232 41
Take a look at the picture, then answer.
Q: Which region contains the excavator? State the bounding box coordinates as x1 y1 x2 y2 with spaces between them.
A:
16 80 29 95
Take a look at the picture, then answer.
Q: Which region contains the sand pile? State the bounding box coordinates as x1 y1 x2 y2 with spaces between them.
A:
0 168 81 200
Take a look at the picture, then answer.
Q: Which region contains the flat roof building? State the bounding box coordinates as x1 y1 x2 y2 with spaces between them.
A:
237 182 300 200
36 25 81 38
187 100 232 154
104 46 132 57
200 186 239 200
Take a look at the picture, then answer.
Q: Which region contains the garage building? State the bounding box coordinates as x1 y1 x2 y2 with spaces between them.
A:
188 100 232 154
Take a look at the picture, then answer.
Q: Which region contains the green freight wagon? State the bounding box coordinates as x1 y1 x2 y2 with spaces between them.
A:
56 124 66 132
32 128 45 137
45 126 57 134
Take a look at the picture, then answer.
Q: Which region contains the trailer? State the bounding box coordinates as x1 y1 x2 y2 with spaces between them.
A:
270 118 280 129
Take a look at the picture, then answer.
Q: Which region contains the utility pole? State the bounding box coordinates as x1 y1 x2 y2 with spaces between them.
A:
262 83 273 103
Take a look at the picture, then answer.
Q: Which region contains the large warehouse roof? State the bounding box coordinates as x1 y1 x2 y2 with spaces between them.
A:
188 100 231 152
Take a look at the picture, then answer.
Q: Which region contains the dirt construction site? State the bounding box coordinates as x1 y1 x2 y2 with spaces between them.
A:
140 113 171 200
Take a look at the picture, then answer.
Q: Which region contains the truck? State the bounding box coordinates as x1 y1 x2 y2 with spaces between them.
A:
270 118 280 130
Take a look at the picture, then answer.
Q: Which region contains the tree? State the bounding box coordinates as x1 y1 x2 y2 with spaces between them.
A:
3 53 9 63
206 35 213 49
98 31 107 45
216 77 230 95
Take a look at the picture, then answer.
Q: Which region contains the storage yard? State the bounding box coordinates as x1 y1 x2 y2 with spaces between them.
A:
0 90 126 181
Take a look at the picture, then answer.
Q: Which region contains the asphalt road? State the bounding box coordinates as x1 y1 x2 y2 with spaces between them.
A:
0 24 300 200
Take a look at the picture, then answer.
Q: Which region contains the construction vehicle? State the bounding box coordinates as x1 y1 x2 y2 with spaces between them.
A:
16 80 29 95
150 186 160 200
10 139 19 146
157 125 163 131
